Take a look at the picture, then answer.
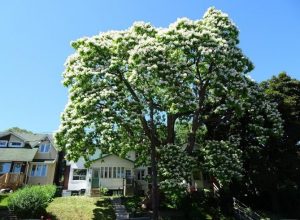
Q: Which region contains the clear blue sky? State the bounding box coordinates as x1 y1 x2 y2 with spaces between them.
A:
0 0 299 133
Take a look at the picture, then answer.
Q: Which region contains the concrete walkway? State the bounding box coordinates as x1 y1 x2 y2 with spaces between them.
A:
111 197 129 220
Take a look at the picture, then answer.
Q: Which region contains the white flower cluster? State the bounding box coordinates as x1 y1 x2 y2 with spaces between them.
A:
157 144 196 205
199 140 243 185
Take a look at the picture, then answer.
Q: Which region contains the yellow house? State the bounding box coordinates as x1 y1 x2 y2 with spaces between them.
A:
0 130 59 189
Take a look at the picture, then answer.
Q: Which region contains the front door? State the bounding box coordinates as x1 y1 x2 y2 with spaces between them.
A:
91 169 100 188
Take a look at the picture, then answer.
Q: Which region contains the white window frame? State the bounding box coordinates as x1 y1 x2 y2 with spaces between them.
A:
39 143 51 153
0 140 8 147
9 141 23 148
72 169 87 180
30 164 47 177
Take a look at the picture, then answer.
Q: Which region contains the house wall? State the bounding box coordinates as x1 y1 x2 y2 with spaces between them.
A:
126 151 136 161
67 158 90 191
8 135 25 148
34 140 58 160
27 163 56 185
90 155 134 190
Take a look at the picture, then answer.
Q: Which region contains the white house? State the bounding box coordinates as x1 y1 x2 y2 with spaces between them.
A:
63 151 149 196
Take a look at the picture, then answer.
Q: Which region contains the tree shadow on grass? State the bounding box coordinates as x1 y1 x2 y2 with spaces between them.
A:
93 198 116 220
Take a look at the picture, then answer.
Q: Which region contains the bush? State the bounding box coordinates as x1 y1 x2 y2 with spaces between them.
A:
8 185 56 218
99 187 109 196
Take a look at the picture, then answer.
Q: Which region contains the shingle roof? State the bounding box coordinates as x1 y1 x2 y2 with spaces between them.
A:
0 148 38 161
0 131 57 149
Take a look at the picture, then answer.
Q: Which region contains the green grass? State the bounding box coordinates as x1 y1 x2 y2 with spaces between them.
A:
0 195 9 210
46 196 116 220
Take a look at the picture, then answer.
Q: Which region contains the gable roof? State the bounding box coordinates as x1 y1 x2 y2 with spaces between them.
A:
91 154 134 163
0 131 57 149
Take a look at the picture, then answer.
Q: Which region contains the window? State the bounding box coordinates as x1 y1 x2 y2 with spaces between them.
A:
72 169 87 180
137 169 145 180
116 167 121 178
98 167 126 179
0 162 11 174
113 167 116 178
0 140 8 147
9 142 22 148
12 163 22 173
109 167 113 178
100 167 104 178
104 167 108 178
30 164 47 177
39 143 51 153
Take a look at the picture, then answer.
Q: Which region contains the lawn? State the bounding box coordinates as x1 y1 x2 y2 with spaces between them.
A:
46 196 115 220
0 195 9 210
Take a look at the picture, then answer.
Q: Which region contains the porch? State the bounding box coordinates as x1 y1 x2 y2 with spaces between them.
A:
90 168 134 197
0 173 25 190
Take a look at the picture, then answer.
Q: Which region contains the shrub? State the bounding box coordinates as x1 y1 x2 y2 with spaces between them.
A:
99 187 109 196
8 185 56 218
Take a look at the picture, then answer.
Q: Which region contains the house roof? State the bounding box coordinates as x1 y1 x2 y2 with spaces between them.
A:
0 148 38 162
0 131 57 149
91 154 134 163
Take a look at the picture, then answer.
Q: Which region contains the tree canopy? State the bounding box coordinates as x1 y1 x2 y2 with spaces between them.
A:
55 7 283 216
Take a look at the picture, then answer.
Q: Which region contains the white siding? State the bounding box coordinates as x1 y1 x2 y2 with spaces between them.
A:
90 155 134 190
67 158 91 193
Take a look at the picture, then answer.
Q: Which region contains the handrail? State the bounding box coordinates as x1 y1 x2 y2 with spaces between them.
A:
233 197 264 220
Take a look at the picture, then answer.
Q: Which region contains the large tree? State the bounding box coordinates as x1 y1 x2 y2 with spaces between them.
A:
55 8 282 218
257 73 300 215
224 73 300 217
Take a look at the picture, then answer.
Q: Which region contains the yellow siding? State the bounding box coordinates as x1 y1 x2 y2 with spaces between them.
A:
34 141 58 160
27 163 56 185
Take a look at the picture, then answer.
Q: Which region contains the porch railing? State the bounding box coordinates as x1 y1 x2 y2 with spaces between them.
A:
0 173 25 190
233 197 264 220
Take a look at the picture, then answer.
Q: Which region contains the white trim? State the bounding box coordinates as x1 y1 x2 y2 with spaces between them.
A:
9 141 23 148
72 169 87 180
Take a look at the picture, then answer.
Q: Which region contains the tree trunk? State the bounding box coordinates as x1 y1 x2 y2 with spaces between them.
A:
150 142 159 220
150 101 159 220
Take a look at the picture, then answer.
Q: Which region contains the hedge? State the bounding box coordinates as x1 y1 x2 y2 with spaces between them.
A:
8 185 56 218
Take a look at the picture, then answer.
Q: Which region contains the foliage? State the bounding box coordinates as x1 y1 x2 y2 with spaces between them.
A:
122 196 148 217
178 190 232 220
46 196 115 220
158 144 196 207
99 187 109 196
6 127 34 134
7 185 56 218
0 194 9 210
227 73 300 217
261 72 300 144
199 140 243 184
55 7 282 213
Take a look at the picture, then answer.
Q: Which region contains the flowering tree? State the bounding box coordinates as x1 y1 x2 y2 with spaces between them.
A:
158 144 196 207
55 7 282 218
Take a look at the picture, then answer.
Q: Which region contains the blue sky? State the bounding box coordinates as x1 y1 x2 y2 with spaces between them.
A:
0 0 299 133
